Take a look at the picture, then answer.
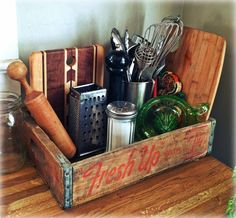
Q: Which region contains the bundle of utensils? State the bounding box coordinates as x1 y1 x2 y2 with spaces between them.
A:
110 15 183 82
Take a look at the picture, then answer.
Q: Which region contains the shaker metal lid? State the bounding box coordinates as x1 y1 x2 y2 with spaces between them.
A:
106 101 137 119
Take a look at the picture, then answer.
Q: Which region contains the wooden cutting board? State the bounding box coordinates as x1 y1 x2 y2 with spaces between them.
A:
29 44 105 126
166 26 226 120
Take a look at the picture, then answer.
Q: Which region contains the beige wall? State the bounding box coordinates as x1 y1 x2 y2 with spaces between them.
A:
0 0 20 94
16 0 184 64
182 0 235 166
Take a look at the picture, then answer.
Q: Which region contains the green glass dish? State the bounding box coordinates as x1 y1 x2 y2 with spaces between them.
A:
135 95 209 140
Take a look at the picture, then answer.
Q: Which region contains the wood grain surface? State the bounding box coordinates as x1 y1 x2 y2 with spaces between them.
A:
166 26 226 120
0 156 233 217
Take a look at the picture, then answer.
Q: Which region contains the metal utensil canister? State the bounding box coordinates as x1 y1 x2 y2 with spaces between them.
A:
123 80 154 110
106 101 137 151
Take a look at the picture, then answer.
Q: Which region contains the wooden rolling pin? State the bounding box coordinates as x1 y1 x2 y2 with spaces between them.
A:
7 60 76 159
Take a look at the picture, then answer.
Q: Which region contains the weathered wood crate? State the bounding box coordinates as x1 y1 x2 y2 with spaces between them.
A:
24 26 226 208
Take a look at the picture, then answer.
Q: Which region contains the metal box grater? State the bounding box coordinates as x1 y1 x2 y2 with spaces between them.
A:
68 83 107 160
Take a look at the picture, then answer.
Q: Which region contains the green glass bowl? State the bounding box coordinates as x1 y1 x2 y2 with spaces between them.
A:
135 95 209 140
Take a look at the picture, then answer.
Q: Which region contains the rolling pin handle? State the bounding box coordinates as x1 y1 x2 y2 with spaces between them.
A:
7 60 77 159
20 77 33 95
7 60 33 95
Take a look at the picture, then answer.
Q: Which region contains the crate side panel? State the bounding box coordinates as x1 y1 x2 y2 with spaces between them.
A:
72 122 211 205
24 118 68 208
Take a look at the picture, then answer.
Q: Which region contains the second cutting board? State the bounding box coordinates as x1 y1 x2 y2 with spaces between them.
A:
29 44 105 126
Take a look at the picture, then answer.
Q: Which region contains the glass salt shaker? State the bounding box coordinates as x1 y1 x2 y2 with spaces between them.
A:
0 91 26 174
106 101 137 151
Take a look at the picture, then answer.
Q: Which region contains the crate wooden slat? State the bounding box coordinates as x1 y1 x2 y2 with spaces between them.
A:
24 26 226 208
71 120 213 205
24 122 71 207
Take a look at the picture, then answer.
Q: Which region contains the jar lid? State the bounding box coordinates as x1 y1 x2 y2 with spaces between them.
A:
106 101 137 119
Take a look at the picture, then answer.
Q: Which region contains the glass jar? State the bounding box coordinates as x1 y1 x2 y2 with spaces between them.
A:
106 101 137 151
0 91 25 174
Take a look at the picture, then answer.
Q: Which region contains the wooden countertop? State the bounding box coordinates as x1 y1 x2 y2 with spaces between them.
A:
0 156 233 217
